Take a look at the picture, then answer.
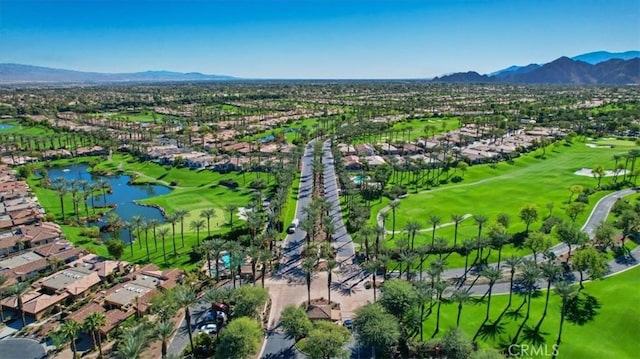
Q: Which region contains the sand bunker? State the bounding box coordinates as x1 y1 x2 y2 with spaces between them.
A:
585 143 612 149
574 168 628 177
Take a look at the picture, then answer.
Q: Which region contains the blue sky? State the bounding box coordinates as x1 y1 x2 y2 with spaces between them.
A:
0 0 638 78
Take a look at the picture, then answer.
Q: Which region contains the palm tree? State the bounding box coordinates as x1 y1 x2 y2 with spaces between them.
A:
60 320 82 358
148 218 160 252
166 213 179 255
480 266 502 322
432 280 447 337
200 208 216 237
97 178 110 205
433 237 448 259
388 199 400 238
520 260 542 320
157 227 170 263
504 256 521 307
451 289 472 328
540 262 562 317
416 245 430 281
325 259 338 303
175 209 189 248
413 281 432 341
130 216 144 250
225 204 238 226
258 248 271 288
141 220 151 261
189 219 205 246
117 325 148 359
302 257 316 306
229 249 245 289
209 238 227 282
362 259 380 302
460 239 475 283
552 281 578 358
155 319 176 359
174 285 196 354
322 216 336 242
10 281 30 327
428 215 441 247
403 220 421 250
124 221 135 256
53 181 68 221
451 213 465 247
85 312 106 358
490 230 510 270
106 213 123 241
473 214 488 240
399 251 416 280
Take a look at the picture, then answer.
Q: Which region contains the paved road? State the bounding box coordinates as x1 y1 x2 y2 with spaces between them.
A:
260 140 317 358
420 188 640 297
321 139 356 261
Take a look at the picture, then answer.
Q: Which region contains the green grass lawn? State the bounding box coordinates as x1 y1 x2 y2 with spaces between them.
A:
282 175 301 231
0 119 55 136
421 266 640 358
390 117 460 141
28 154 281 268
369 139 639 267
386 139 636 234
90 110 162 122
243 116 321 143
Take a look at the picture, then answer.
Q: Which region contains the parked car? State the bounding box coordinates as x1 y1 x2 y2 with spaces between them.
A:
343 319 353 330
199 323 218 335
214 302 229 313
202 310 215 323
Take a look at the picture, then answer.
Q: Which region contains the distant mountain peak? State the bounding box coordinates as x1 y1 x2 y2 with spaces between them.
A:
0 64 236 84
572 50 640 64
433 52 640 85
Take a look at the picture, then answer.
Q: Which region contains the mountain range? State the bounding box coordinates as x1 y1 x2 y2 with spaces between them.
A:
0 63 235 84
434 51 640 84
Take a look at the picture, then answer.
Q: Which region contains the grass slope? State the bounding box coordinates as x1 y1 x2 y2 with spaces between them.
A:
422 266 640 358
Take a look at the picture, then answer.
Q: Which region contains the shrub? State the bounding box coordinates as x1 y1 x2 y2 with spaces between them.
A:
540 216 563 234
80 226 100 238
576 193 590 204
219 179 239 189
169 180 179 186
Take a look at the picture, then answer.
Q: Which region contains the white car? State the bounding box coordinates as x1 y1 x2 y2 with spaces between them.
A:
199 323 218 335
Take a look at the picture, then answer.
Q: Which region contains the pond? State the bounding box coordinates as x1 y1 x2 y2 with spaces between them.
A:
46 163 171 242
0 123 15 130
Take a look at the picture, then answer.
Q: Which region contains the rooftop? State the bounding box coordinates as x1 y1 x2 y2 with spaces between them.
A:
0 251 44 270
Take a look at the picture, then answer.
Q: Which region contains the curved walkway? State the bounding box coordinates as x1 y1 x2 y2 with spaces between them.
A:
435 188 639 295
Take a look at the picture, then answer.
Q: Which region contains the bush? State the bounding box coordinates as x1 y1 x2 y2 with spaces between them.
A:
80 226 100 238
540 216 563 234
169 180 179 186
576 193 590 204
219 179 239 189
450 175 463 183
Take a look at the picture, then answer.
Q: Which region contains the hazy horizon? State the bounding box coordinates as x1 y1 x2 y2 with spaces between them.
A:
1 0 639 79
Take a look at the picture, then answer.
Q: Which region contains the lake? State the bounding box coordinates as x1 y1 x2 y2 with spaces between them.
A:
46 163 171 242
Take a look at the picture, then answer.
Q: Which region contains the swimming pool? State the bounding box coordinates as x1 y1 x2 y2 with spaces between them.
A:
352 175 369 184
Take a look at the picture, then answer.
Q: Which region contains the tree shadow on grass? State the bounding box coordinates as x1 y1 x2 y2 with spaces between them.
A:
522 324 549 346
565 292 600 325
504 299 526 321
477 318 507 341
